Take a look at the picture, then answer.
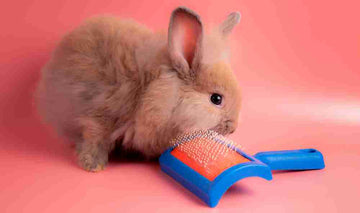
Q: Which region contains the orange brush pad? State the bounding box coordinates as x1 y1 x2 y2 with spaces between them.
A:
171 138 249 181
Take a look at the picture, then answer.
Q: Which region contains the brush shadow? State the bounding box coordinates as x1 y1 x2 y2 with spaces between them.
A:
225 183 254 196
157 170 207 206
272 170 311 174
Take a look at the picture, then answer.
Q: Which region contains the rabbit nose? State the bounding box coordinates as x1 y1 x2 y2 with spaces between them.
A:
226 120 237 134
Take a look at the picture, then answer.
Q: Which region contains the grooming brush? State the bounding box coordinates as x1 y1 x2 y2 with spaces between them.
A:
159 130 325 207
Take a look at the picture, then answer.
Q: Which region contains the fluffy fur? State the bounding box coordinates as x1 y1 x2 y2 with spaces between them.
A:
36 7 242 171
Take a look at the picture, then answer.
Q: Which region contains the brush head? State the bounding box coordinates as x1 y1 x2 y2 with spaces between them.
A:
159 129 272 207
169 130 249 180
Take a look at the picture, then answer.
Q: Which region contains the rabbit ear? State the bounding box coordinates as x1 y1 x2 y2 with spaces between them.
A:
168 7 203 78
219 12 241 37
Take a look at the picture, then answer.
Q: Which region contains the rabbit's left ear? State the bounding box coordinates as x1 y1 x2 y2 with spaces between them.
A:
168 7 203 78
219 12 241 37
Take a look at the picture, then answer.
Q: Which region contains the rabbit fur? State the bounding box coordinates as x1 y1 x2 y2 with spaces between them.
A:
36 7 242 171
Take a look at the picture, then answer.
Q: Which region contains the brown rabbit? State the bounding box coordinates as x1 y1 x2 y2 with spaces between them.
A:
36 7 242 172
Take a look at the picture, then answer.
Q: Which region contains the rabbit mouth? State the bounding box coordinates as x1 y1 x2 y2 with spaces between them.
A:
210 120 236 135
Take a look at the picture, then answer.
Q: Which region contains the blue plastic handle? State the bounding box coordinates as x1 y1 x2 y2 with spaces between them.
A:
254 149 325 171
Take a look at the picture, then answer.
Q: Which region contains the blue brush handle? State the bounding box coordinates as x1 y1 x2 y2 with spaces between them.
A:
254 149 325 171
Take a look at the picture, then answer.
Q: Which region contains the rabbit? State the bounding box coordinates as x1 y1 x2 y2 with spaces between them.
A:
36 7 242 172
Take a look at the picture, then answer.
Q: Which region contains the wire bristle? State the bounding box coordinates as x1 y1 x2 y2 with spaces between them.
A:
169 130 247 180
170 129 243 150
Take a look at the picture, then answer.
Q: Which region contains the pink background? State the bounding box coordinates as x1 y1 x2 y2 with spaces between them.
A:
1 0 359 212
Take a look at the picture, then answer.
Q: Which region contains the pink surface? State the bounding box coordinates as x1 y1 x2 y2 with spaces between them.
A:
1 0 359 212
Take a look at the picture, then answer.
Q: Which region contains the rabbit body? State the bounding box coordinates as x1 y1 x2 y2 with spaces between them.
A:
36 8 242 171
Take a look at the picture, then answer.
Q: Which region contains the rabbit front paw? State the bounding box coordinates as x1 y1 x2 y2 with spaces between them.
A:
77 144 109 172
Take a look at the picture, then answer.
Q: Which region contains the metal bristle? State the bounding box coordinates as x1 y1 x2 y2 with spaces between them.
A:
170 130 244 170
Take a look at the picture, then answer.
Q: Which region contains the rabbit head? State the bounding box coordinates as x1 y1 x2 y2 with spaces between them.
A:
127 7 242 157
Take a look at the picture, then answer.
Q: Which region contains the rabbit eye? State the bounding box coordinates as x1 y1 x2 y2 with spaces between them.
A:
210 93 222 105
